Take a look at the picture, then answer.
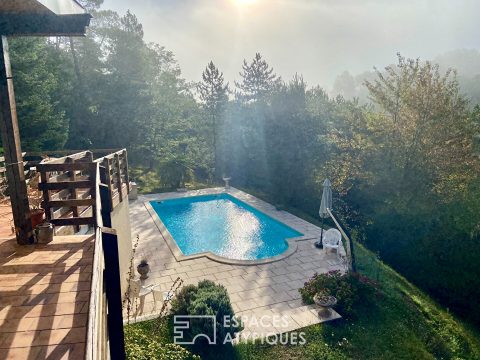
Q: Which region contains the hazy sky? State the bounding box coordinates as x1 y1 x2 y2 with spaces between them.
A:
102 0 480 89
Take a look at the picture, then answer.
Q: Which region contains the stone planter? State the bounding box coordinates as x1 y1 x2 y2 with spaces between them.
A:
137 261 150 280
222 177 231 189
313 293 337 318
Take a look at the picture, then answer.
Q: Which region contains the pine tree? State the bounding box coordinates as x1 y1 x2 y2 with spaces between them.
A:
197 61 229 178
235 53 279 102
9 38 72 151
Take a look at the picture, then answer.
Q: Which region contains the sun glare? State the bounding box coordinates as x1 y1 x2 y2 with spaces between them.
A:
233 0 258 6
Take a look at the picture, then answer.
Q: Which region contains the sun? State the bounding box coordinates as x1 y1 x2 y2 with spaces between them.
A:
233 0 258 6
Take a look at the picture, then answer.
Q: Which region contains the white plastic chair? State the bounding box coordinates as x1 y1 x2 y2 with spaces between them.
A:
152 286 174 311
129 279 175 315
129 279 154 315
322 228 342 257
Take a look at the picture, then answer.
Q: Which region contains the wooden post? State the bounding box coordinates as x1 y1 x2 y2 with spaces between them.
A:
0 36 32 244
104 158 113 211
122 149 130 194
90 162 98 228
114 153 122 203
66 157 80 232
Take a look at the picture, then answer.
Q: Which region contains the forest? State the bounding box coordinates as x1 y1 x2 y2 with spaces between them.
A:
2 0 480 329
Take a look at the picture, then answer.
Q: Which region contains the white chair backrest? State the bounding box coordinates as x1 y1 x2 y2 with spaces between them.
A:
129 279 141 297
323 228 341 246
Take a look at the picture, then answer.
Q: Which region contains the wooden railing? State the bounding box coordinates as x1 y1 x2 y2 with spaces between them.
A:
86 226 107 360
30 149 128 359
37 149 130 230
0 152 27 197
24 148 121 170
85 160 126 360
95 149 130 212
37 151 98 228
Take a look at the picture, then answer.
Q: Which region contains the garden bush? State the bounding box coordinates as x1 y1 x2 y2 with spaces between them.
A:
299 270 378 317
170 280 242 345
124 324 200 360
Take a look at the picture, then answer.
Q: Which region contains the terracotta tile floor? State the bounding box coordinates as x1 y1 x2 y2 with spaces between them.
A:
0 201 14 240
0 234 94 360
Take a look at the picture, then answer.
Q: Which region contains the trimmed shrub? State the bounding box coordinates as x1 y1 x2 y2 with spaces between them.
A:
300 270 378 317
170 280 241 344
124 324 199 360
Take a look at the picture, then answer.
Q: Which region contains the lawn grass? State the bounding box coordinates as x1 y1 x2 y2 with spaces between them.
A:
125 178 480 359
125 239 480 360
130 166 213 195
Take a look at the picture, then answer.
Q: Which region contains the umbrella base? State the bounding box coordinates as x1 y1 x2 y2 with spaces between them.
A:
314 240 323 249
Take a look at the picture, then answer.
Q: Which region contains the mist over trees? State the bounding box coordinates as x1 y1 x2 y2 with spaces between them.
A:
332 49 480 106
2 0 480 327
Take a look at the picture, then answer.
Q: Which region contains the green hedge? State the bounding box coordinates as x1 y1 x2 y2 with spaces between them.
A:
171 280 242 345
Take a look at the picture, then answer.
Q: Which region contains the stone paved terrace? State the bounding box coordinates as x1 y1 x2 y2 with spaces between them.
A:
128 188 346 337
0 234 94 360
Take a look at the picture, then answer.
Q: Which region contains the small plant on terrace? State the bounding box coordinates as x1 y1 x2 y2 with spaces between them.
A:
300 270 380 318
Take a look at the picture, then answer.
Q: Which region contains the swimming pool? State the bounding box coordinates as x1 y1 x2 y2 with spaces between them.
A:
149 194 303 261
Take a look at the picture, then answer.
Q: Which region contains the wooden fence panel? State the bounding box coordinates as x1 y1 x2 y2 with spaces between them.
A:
38 152 97 228
37 149 129 230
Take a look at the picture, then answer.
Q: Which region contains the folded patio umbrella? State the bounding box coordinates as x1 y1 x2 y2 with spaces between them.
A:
315 178 332 248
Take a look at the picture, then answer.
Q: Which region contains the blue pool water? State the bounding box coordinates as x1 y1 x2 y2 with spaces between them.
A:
150 194 303 260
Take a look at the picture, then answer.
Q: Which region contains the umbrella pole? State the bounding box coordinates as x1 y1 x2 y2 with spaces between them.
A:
315 218 324 249
320 217 324 242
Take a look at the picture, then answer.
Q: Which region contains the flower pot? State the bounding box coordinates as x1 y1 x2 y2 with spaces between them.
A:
35 222 54 244
313 293 337 318
30 209 45 229
137 263 150 280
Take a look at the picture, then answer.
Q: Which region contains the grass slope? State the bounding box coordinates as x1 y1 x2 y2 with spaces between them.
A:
126 240 480 360
234 243 480 360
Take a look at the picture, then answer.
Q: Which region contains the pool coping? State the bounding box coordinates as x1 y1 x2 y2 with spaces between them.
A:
143 188 317 266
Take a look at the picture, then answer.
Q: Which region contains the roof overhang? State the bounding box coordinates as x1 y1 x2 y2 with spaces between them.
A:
0 0 91 36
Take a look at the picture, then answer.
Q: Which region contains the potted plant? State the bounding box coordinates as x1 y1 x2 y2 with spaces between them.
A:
313 290 337 318
29 205 45 229
137 259 150 280
28 173 45 228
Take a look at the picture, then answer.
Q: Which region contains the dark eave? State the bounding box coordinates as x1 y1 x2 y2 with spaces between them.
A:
0 0 91 36
0 13 92 36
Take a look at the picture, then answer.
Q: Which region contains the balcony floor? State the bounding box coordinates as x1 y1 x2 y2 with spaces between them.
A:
0 234 94 360
0 200 14 240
